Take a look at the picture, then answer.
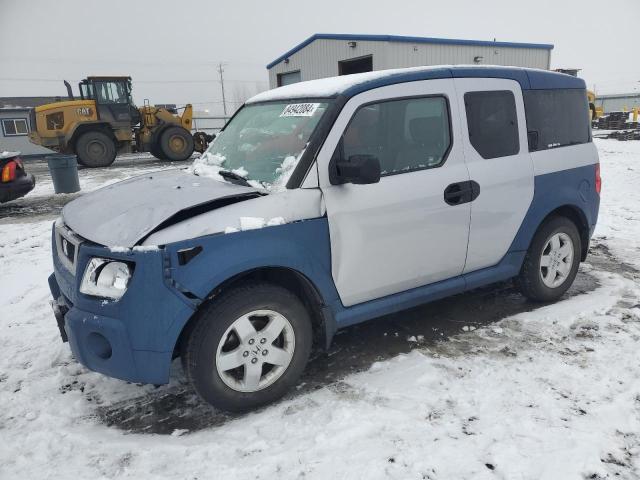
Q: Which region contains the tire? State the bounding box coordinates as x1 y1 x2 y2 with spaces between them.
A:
149 141 167 161
158 126 194 161
75 131 116 168
516 216 581 302
193 131 214 153
182 283 313 412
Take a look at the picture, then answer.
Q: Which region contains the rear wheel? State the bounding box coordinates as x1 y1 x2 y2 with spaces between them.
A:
75 131 116 168
516 216 581 302
158 126 194 161
182 283 312 412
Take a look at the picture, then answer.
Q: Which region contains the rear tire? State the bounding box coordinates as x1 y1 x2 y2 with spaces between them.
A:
516 216 581 302
158 126 194 161
183 283 312 412
75 131 116 168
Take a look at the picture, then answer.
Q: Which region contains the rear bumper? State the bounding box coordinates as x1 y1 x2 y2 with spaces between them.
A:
0 173 35 203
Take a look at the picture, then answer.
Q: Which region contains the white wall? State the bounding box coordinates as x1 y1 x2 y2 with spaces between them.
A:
268 38 551 88
0 110 53 156
595 95 640 113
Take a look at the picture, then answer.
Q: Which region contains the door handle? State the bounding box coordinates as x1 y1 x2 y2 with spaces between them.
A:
444 181 480 206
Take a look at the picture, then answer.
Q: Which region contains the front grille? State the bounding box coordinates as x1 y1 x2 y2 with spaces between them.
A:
55 220 82 275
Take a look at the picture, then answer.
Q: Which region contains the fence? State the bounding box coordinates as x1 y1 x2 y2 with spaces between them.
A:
191 116 230 135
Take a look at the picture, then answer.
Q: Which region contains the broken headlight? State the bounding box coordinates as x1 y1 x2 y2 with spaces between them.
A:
80 258 132 301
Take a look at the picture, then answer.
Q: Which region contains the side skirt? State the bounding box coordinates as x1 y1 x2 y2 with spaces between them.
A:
333 251 526 329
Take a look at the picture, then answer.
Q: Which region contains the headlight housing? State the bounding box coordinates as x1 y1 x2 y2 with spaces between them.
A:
80 258 133 300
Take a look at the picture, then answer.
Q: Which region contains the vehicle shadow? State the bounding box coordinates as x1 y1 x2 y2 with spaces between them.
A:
91 243 630 435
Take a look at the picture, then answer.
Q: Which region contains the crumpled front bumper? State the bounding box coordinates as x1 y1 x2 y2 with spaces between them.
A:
48 224 197 385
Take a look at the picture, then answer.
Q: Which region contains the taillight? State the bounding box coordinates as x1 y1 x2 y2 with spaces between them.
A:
595 163 601 195
1 161 17 183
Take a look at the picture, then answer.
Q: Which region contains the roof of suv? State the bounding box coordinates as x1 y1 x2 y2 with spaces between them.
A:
247 66 586 104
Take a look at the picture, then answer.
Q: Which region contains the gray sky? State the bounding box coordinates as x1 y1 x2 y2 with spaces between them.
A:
1 0 639 115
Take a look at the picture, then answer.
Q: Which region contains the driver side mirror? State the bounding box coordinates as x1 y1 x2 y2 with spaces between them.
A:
333 154 381 185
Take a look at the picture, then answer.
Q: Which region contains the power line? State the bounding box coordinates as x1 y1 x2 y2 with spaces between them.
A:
0 77 268 85
0 56 266 68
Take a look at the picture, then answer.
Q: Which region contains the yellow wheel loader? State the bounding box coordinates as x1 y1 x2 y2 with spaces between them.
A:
29 76 213 168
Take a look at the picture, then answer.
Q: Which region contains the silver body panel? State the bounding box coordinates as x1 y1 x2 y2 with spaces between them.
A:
317 79 472 307
143 189 324 246
452 78 535 273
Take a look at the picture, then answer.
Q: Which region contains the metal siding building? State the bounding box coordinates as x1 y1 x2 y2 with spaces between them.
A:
268 34 553 89
0 108 53 157
0 97 60 157
595 93 640 113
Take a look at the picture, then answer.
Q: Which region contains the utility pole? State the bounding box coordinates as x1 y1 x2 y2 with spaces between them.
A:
217 62 228 117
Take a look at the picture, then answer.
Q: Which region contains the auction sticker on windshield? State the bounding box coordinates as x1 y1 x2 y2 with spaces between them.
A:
280 103 320 117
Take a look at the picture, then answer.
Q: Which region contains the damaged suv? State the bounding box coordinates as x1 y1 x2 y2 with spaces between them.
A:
49 66 599 411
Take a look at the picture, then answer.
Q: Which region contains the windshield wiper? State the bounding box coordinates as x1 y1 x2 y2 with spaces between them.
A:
219 169 253 187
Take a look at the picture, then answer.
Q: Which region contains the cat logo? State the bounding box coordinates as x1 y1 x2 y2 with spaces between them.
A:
76 107 92 116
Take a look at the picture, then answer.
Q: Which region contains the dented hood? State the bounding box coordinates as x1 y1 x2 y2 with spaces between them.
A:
62 169 258 247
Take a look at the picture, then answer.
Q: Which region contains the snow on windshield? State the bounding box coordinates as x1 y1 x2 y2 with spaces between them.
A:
189 101 327 191
189 149 304 191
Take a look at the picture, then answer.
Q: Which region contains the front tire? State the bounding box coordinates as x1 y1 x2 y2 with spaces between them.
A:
516 216 581 302
75 131 116 168
183 283 313 412
158 126 194 161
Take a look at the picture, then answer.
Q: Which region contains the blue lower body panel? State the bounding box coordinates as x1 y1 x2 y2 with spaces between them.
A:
49 273 178 385
50 224 196 385
63 306 173 384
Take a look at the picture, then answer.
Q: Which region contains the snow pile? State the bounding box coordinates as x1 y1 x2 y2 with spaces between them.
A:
1 139 640 478
0 150 20 159
594 139 640 269
225 216 286 233
188 151 227 182
108 245 160 253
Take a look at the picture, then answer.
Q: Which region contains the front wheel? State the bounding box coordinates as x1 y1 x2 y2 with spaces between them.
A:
516 216 582 302
75 130 116 168
182 283 313 412
158 126 194 161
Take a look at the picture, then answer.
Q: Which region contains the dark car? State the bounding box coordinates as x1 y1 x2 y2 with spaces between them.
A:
0 151 35 203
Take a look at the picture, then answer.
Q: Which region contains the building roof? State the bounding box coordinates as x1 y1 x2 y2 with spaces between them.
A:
596 92 640 99
0 96 62 109
248 65 584 104
267 33 555 69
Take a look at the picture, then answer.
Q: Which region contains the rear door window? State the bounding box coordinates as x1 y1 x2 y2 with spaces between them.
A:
464 90 519 159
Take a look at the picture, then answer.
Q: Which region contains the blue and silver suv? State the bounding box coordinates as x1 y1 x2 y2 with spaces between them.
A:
49 66 600 411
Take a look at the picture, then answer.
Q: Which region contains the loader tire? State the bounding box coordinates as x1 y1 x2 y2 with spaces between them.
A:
150 141 167 161
76 131 116 168
159 126 194 161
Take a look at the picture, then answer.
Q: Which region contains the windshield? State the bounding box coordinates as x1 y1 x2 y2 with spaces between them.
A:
191 101 329 190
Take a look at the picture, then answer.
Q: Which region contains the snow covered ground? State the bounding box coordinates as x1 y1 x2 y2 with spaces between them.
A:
1 140 640 479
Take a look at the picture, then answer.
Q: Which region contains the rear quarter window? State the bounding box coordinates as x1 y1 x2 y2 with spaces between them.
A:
523 89 591 151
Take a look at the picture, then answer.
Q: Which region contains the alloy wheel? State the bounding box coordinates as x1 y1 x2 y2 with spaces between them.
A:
215 310 295 393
